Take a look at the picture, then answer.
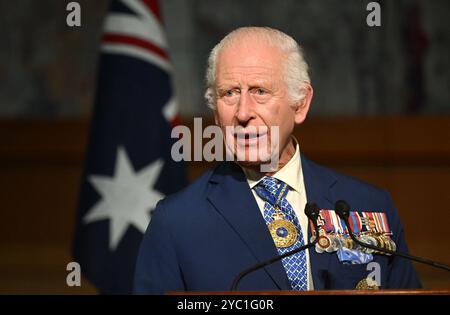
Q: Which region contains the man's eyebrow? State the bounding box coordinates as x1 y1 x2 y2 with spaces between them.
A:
248 80 274 88
216 84 240 91
217 80 273 89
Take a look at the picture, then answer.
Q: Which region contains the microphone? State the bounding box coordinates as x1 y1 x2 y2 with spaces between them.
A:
334 200 450 272
230 203 321 291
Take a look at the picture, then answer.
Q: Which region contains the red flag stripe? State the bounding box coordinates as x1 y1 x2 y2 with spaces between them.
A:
102 34 168 60
170 115 182 127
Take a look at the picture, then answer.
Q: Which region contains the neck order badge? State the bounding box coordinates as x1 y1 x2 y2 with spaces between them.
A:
266 183 298 248
254 176 308 290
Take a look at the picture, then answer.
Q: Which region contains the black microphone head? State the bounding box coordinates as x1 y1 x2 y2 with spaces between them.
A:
304 203 320 221
334 200 351 220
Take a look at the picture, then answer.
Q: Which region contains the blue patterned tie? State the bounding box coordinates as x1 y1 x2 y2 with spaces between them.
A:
254 177 308 290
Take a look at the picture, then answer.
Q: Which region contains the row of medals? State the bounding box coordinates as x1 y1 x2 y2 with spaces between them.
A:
268 211 396 254
268 212 393 291
315 228 396 254
267 212 393 290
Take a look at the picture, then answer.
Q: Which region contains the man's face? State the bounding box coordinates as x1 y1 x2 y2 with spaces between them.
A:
214 40 304 168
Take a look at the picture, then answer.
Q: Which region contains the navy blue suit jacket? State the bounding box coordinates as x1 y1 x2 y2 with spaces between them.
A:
134 155 421 293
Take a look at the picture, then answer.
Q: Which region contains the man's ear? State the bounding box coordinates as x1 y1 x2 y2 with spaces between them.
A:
293 84 313 125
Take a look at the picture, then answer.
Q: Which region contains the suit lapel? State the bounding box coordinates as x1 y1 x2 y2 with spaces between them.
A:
207 162 290 290
301 155 337 290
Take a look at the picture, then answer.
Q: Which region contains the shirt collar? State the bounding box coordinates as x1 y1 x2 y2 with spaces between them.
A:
243 137 303 193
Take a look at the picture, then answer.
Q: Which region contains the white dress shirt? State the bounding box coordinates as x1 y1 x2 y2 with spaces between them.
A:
242 138 314 290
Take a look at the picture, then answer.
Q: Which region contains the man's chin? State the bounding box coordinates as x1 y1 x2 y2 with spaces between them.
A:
235 158 280 174
234 154 273 168
235 159 264 167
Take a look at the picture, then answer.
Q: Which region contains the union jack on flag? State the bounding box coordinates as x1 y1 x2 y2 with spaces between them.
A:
72 0 187 294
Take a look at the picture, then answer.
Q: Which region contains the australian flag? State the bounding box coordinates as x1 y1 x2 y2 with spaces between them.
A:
72 0 187 294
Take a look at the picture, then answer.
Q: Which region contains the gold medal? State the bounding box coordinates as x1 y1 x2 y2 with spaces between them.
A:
382 235 391 251
373 234 383 253
377 234 385 250
388 238 397 252
316 228 331 251
355 278 380 290
317 235 331 250
344 237 354 249
268 213 297 248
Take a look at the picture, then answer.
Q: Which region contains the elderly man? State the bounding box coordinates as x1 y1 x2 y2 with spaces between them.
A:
134 27 421 294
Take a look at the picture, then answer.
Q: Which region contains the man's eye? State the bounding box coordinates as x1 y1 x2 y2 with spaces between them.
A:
253 88 267 95
225 90 234 97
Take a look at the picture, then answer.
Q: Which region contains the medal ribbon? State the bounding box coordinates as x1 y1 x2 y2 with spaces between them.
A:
254 176 308 291
350 211 359 234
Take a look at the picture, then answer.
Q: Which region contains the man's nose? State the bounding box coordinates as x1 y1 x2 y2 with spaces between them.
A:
235 91 255 124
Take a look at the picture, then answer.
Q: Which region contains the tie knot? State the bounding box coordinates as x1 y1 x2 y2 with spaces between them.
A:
254 177 289 207
259 176 281 192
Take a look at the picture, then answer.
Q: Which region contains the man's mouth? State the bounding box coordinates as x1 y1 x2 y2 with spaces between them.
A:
234 131 268 146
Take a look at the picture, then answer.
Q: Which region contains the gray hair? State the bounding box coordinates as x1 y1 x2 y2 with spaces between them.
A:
204 27 311 110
